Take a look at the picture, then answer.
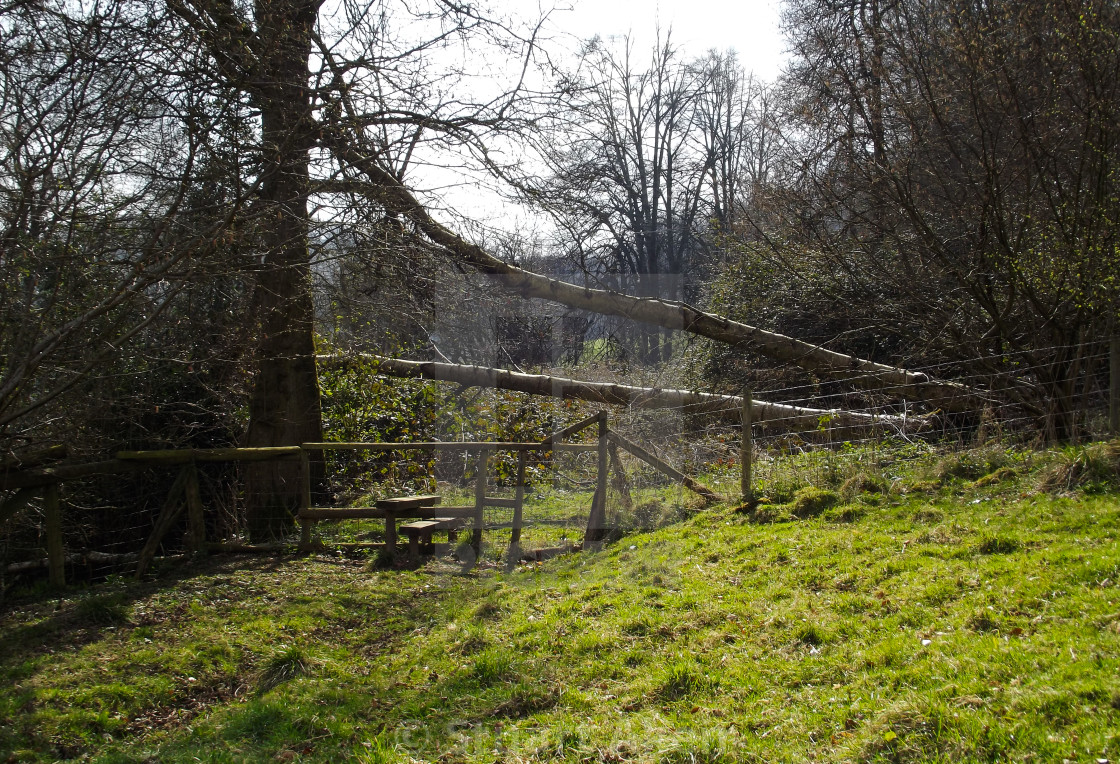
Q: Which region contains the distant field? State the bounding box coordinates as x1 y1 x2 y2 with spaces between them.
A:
2 442 1119 762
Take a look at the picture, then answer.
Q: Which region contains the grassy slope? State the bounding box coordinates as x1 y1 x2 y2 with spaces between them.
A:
2 445 1119 763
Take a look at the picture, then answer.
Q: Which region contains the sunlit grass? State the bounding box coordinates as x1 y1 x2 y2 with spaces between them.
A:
1 440 1118 762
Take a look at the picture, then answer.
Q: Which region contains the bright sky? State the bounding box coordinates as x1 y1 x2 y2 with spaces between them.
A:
547 0 786 80
416 0 788 231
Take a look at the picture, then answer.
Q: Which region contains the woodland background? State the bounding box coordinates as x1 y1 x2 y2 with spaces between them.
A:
1 0 1118 545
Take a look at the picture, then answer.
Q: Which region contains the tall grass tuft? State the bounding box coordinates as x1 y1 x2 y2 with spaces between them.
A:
258 645 314 693
657 662 714 701
1039 440 1120 494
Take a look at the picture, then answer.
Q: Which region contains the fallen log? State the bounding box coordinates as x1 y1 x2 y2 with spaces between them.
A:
322 131 976 413
0 487 37 527
1 444 68 471
117 447 302 464
5 550 139 574
0 459 146 492
320 354 923 433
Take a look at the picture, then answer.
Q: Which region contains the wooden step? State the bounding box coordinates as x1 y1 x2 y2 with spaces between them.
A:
375 495 441 510
401 517 465 563
299 496 442 521
400 517 465 532
419 506 479 518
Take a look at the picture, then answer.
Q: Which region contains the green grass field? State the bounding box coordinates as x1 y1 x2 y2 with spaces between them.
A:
2 441 1119 762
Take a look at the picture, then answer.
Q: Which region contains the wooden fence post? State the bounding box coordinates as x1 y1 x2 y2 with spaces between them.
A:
136 464 191 578
583 411 610 547
507 450 527 566
741 387 753 504
1111 332 1119 438
299 448 314 549
607 440 632 511
45 482 64 587
595 409 609 526
471 448 490 558
185 460 206 556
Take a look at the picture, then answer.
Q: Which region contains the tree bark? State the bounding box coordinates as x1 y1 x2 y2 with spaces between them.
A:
242 0 324 540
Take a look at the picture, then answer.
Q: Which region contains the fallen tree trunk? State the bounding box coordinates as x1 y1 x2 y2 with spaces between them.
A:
320 354 923 433
1 444 68 471
0 459 146 492
322 132 976 413
5 550 139 574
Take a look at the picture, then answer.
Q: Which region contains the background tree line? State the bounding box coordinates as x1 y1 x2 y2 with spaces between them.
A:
2 0 1116 538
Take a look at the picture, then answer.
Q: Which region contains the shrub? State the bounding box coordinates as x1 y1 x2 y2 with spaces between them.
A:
824 504 865 523
469 649 515 686
841 472 888 498
972 466 1016 487
934 446 1012 483
258 645 314 693
795 622 829 646
975 535 1020 555
75 594 130 626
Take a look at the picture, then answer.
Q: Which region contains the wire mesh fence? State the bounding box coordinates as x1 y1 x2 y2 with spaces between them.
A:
3 338 1118 590
304 446 599 564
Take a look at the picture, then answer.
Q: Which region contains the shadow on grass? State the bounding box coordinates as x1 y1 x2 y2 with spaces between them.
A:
0 555 294 658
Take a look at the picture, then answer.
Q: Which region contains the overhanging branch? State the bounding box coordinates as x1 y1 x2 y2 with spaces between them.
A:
319 126 978 413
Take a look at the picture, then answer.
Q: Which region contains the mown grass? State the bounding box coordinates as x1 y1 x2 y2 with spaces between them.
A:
1 441 1119 762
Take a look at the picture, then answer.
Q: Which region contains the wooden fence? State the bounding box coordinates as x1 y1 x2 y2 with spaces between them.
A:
1 411 722 585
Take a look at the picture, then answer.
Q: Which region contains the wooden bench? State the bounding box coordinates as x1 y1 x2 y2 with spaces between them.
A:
399 517 466 563
299 494 442 555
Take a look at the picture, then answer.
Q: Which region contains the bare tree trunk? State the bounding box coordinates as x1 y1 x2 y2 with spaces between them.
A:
242 0 324 540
